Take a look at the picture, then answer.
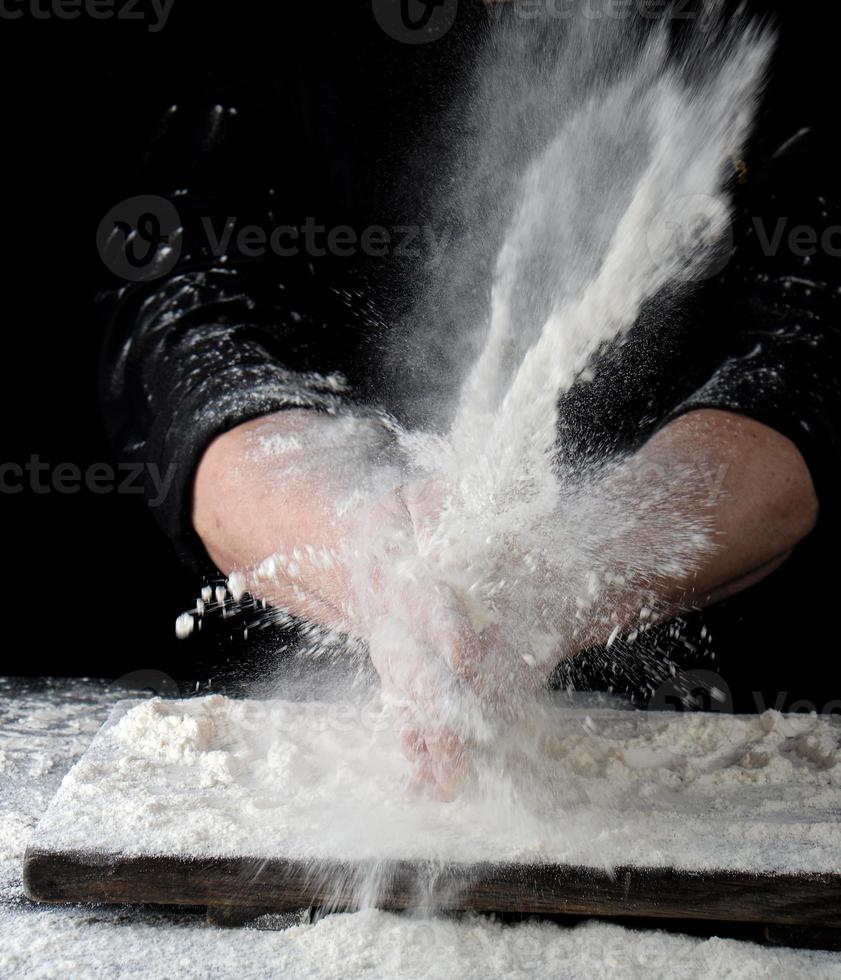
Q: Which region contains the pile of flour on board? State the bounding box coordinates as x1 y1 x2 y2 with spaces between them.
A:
31 695 841 875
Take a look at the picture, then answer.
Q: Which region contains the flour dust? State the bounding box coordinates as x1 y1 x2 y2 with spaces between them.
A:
173 2 774 906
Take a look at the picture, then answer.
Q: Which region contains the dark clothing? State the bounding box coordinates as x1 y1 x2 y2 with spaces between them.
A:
96 1 840 709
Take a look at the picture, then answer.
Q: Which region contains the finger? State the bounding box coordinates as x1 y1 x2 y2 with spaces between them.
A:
400 726 428 762
408 753 462 802
423 725 464 761
433 595 483 686
423 725 469 800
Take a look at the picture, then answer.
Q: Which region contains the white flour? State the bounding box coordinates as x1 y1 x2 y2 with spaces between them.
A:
32 696 841 875
380 10 775 697
6 681 841 979
4 906 840 980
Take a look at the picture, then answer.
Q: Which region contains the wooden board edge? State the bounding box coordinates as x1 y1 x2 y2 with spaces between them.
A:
22 847 841 928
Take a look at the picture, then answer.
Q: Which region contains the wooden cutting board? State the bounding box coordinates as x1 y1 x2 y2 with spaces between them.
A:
22 698 841 945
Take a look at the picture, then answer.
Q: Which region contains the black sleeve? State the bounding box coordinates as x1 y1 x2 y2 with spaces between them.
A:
93 0 487 572
95 66 371 570
662 123 841 521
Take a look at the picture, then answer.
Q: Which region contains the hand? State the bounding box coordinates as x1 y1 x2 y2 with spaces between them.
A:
193 410 479 798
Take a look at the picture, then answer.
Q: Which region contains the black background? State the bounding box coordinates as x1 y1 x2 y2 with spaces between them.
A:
0 0 838 694
0 4 241 680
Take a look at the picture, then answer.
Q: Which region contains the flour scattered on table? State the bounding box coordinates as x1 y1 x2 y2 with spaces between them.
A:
6 680 841 979
31 695 841 873
4 906 841 980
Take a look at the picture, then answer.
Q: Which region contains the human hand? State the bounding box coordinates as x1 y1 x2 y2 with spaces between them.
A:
192 410 480 798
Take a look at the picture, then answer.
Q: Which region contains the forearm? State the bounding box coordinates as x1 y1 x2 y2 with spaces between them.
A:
650 409 816 594
192 409 402 631
574 408 819 649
